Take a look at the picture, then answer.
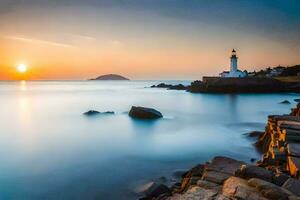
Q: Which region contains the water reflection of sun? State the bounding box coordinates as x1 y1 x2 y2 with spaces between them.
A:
20 80 27 91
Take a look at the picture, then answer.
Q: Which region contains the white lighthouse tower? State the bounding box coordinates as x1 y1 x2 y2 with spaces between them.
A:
230 49 238 72
220 49 247 78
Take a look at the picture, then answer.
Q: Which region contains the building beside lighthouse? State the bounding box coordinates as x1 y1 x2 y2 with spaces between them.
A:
220 49 247 78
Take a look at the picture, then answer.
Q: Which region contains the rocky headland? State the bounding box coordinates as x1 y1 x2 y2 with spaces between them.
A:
151 77 300 93
139 104 300 200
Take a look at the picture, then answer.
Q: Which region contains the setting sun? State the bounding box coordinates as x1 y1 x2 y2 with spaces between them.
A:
17 64 27 73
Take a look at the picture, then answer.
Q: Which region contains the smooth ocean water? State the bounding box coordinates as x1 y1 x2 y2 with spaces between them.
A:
0 80 298 200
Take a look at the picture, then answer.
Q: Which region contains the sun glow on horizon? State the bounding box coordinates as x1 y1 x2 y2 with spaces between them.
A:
17 64 27 73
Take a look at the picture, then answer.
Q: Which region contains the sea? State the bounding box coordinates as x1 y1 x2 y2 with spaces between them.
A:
0 80 298 200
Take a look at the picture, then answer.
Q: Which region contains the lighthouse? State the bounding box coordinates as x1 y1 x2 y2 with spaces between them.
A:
230 49 238 72
220 49 247 78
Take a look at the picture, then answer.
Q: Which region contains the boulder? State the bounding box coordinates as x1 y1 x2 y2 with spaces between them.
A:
172 170 187 179
178 186 218 200
222 176 267 200
222 176 249 197
234 185 268 200
202 170 231 184
287 156 300 177
143 182 170 198
180 164 204 192
281 100 291 104
151 83 172 88
282 178 300 196
273 173 290 186
83 110 100 115
151 83 187 90
235 165 273 182
246 131 265 138
206 156 245 175
248 178 291 200
214 194 231 200
196 180 221 190
185 164 205 177
129 106 163 119
169 84 186 90
84 110 114 116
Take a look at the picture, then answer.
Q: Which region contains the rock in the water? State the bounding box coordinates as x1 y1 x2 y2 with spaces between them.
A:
168 84 186 90
282 178 300 196
172 170 187 179
143 182 170 198
84 110 100 115
246 131 265 138
151 83 187 90
84 110 114 116
280 100 291 104
151 83 172 88
235 165 273 182
129 106 163 119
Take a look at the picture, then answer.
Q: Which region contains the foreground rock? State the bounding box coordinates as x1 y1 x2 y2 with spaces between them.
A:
157 156 300 200
129 106 163 119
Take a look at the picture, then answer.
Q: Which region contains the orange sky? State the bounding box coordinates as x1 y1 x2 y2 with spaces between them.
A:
0 1 299 80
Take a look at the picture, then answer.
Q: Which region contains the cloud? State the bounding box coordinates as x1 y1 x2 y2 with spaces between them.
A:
69 34 96 41
4 35 78 48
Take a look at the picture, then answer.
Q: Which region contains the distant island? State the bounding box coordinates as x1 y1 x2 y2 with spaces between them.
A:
89 74 130 81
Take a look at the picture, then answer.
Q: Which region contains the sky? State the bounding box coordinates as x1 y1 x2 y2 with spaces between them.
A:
0 0 300 80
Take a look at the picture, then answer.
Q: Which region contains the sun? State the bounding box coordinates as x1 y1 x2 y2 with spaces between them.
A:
17 64 27 73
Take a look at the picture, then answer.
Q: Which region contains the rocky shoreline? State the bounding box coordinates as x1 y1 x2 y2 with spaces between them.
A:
151 77 300 93
139 104 300 200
